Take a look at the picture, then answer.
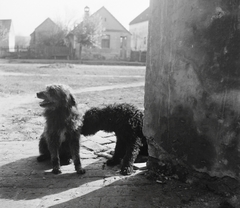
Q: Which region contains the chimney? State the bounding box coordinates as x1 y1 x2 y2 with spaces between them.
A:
84 6 90 18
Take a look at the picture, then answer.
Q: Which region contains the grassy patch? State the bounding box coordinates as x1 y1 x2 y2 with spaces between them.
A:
0 63 145 96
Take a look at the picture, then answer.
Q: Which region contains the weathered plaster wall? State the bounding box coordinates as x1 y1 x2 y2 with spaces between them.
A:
129 21 149 51
144 0 240 179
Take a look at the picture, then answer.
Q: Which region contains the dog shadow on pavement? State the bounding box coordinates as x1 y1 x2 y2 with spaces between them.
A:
0 155 236 207
0 155 122 200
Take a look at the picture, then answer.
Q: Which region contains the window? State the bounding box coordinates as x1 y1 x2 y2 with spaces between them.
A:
120 36 127 49
144 37 147 45
101 34 110 48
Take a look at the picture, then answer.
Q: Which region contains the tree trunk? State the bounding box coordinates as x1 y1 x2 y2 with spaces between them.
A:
79 44 82 61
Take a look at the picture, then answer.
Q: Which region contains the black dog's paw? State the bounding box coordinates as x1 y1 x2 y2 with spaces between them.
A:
37 154 50 162
106 158 120 166
76 168 86 175
52 168 62 174
120 166 134 175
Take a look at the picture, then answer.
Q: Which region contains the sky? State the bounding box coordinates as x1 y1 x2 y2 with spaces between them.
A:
0 0 149 36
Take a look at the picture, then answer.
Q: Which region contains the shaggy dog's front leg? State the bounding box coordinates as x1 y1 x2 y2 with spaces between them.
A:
68 133 85 174
48 137 61 174
37 134 51 162
120 137 141 175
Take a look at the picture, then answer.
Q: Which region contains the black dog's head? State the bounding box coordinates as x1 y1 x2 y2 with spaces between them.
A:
36 84 76 110
81 107 101 136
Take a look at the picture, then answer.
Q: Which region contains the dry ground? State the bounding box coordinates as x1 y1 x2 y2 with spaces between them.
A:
0 62 239 208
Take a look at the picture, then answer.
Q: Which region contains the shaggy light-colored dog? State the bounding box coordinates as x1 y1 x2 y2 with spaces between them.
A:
36 84 85 174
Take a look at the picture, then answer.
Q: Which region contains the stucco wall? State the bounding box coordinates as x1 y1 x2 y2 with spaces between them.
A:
9 22 15 52
76 31 131 60
144 0 240 180
96 7 128 32
129 21 148 51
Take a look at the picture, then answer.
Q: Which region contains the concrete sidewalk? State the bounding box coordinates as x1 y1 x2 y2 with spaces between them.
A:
0 132 239 208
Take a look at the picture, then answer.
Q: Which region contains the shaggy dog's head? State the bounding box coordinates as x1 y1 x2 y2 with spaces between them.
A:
81 107 101 136
36 84 76 110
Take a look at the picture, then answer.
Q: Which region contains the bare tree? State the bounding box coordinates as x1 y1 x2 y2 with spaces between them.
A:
15 36 30 48
0 24 8 41
37 26 68 47
73 14 104 59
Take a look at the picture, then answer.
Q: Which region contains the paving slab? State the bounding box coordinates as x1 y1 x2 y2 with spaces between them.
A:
105 143 116 151
80 148 98 159
95 131 115 138
87 134 112 145
106 135 117 142
81 140 109 153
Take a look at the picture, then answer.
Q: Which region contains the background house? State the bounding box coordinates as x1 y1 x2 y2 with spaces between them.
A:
0 19 15 57
30 18 70 59
129 8 149 62
30 18 59 47
71 6 131 60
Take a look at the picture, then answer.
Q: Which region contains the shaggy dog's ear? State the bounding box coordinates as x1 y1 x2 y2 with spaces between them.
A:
70 94 76 106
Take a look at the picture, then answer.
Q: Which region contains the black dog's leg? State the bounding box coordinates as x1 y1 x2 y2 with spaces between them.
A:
107 135 126 166
69 133 85 174
120 137 141 175
48 138 61 174
37 134 51 162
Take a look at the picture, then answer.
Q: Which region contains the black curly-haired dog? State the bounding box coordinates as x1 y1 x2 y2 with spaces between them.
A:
36 84 85 175
81 103 148 175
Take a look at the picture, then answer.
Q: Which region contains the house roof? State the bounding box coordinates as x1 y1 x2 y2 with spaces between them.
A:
0 19 12 32
30 18 58 35
71 6 130 35
129 7 149 25
93 6 131 34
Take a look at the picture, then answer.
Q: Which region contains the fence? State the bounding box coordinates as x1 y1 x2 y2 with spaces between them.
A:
1 47 146 62
130 50 147 62
0 46 71 59
0 47 12 58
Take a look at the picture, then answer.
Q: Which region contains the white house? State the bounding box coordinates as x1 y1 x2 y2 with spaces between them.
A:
69 6 131 60
0 19 15 52
129 8 149 52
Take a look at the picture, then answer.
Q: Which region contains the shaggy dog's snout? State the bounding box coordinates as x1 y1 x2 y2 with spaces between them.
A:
36 91 45 99
36 92 43 98
36 91 52 107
